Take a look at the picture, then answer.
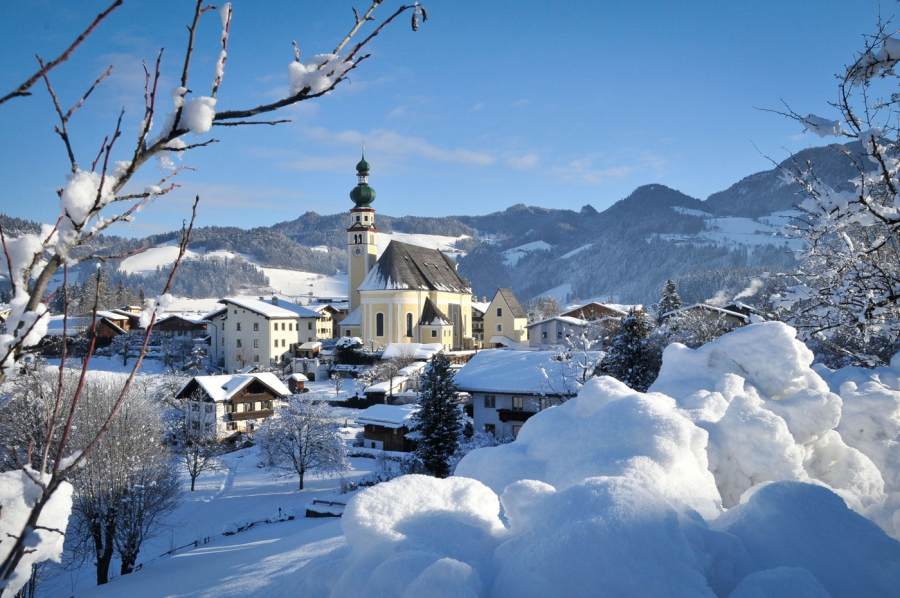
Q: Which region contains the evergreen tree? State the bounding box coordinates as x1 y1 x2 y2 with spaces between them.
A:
601 309 658 392
657 278 683 323
411 354 463 478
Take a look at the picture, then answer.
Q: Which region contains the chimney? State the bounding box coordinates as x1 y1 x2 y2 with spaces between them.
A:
272 296 279 306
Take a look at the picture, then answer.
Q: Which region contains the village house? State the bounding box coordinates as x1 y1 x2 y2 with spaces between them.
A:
559 301 645 347
454 349 581 438
355 403 419 452
339 156 474 350
483 288 529 347
176 372 290 439
526 315 589 348
470 297 489 347
155 313 209 341
661 303 751 326
204 296 321 373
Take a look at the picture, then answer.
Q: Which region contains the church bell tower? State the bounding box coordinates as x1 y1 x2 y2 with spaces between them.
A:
347 152 377 312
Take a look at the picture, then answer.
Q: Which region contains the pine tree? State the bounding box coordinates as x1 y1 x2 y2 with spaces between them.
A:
657 278 683 323
601 309 658 392
411 354 463 478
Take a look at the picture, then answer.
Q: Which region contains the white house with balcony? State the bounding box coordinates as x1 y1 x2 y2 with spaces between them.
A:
454 349 582 438
176 372 291 439
205 296 321 373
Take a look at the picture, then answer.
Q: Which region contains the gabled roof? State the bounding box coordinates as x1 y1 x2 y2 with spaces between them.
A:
358 240 471 293
340 307 362 326
494 288 527 319
661 303 749 322
454 349 589 397
525 315 589 329
218 297 320 319
176 373 290 402
381 342 443 360
355 404 419 428
419 298 451 326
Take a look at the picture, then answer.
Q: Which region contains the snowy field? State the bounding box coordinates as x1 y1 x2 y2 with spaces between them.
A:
46 322 900 597
656 206 805 251
376 231 468 260
501 240 552 266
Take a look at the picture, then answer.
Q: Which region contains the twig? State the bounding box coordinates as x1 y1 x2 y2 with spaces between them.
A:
0 0 123 106
212 119 290 127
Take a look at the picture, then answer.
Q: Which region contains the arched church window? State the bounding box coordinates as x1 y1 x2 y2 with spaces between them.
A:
376 313 384 337
406 313 413 337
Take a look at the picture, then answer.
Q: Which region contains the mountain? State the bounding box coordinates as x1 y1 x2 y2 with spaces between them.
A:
0 142 866 307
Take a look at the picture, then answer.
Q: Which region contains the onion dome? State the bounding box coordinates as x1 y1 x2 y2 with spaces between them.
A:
350 151 375 206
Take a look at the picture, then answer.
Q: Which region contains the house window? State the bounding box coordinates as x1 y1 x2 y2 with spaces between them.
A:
253 322 259 331
497 308 502 317
484 423 496 436
345 330 351 337
282 322 286 331
557 331 563 339
190 402 200 412
376 313 384 337
406 313 413 337
282 339 286 347
542 332 547 339
236 322 242 331
205 404 214 414
289 323 293 331
497 324 502 332
431 329 437 338
234 310 237 314
191 420 199 431
253 339 259 348
222 338 225 346
540 397 552 410
253 355 259 363
308 322 313 330
484 395 496 408
236 339 242 348
512 396 524 411
274 340 279 349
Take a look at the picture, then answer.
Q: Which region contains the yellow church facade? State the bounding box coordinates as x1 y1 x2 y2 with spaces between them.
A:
340 156 473 351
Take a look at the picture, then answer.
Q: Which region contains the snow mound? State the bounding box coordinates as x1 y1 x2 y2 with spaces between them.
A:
651 322 886 518
296 322 900 596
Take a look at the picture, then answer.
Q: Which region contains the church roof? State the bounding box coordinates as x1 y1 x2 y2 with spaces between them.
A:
358 240 471 294
496 288 527 319
419 297 451 326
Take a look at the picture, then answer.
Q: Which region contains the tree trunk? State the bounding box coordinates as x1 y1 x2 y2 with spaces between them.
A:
298 467 305 490
94 517 116 585
190 474 196 491
120 550 138 576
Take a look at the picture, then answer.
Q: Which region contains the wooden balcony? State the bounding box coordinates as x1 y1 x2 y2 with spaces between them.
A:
229 409 274 422
497 409 536 423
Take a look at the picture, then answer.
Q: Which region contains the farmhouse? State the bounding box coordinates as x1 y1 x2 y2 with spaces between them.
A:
176 372 290 439
355 403 419 452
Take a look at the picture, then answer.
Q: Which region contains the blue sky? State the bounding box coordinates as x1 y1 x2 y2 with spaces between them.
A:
0 1 885 236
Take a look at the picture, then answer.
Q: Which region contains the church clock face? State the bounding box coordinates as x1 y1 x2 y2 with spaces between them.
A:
352 245 364 258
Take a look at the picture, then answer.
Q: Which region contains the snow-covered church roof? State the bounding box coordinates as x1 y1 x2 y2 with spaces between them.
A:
358 240 471 294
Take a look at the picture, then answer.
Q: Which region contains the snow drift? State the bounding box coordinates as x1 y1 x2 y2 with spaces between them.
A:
297 322 900 596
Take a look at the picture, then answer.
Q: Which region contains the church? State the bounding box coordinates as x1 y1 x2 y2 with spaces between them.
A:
339 155 474 350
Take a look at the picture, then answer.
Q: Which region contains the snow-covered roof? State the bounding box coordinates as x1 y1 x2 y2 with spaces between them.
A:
454 349 590 396
288 373 309 382
355 404 419 429
662 303 749 322
525 315 589 329
358 240 471 293
178 373 290 402
398 362 427 377
363 376 409 394
381 342 443 360
419 298 451 326
341 307 362 327
472 301 491 314
218 297 320 319
298 341 322 350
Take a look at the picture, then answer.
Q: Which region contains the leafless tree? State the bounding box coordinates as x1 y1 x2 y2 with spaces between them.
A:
767 19 900 364
173 397 225 492
0 2 428 591
257 395 347 490
330 371 345 396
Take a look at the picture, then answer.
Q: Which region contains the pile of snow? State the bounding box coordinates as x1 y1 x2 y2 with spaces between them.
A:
295 322 900 597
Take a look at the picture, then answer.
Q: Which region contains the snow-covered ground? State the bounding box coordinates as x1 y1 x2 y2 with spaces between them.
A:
530 283 572 302
559 244 592 259
501 240 552 266
377 231 468 260
30 323 900 597
656 206 805 251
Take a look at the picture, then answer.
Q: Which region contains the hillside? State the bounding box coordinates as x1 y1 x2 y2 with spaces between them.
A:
0 141 864 307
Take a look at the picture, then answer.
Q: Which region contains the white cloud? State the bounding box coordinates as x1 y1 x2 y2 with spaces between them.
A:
549 151 668 185
301 127 496 167
471 103 484 112
507 153 539 169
